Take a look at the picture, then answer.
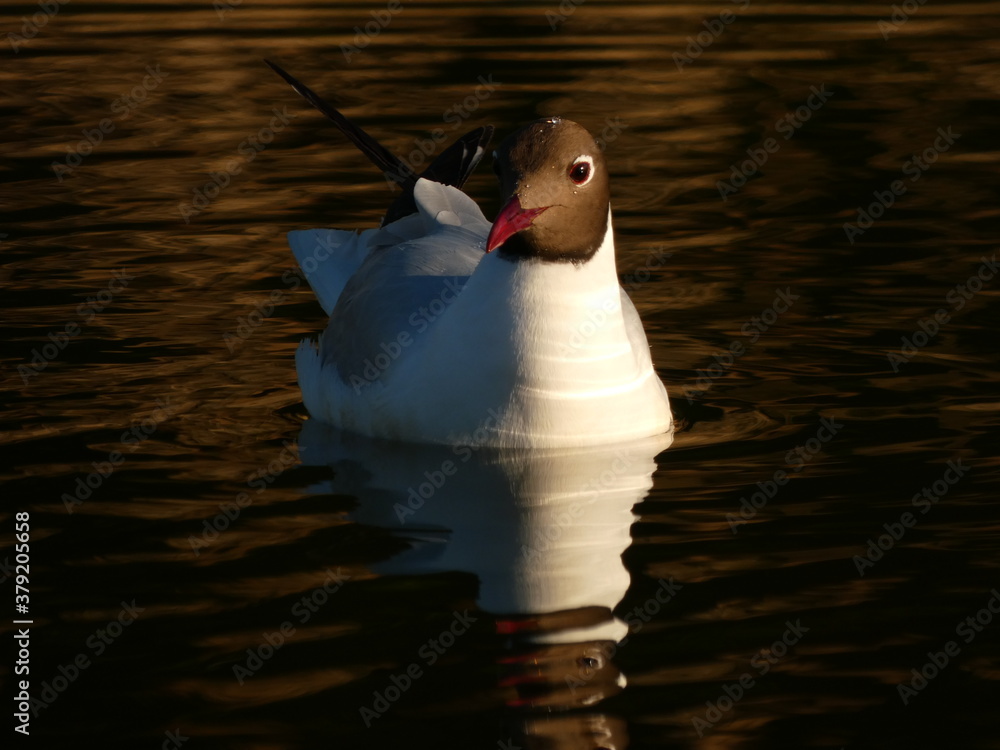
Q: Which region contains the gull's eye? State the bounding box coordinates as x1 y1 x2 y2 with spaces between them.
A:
568 156 593 186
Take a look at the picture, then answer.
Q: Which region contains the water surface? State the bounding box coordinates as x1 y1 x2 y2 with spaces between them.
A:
3 1 1000 748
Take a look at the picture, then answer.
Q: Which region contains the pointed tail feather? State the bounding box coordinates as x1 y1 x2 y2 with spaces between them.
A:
288 228 372 315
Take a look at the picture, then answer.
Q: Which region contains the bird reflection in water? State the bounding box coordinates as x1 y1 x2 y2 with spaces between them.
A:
299 419 673 749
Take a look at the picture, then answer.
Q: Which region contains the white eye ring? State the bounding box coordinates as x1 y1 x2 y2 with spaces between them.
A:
569 155 594 187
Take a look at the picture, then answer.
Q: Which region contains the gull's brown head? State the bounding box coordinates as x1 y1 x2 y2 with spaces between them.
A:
486 117 611 263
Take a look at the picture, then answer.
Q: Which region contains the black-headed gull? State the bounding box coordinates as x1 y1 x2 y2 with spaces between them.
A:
268 62 673 448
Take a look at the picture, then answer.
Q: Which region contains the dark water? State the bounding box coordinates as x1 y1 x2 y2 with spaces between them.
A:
3 1 1000 748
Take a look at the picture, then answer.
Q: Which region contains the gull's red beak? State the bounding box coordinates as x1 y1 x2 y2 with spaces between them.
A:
485 195 550 253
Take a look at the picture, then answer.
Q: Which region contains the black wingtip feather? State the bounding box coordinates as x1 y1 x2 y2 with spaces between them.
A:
419 125 494 190
264 60 495 224
264 59 415 186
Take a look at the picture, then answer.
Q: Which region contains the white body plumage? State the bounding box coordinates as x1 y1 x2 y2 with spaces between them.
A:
292 179 672 447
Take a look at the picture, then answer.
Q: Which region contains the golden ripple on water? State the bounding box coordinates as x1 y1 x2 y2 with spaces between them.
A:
170 666 367 706
3 1 1000 746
